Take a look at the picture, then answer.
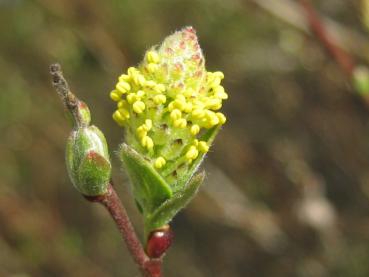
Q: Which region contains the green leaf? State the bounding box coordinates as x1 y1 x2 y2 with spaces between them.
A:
120 143 173 215
145 171 205 233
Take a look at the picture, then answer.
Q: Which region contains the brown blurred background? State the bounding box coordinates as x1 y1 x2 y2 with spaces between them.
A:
1 0 369 276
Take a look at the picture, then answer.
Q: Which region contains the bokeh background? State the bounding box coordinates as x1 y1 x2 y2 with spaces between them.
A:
1 0 369 276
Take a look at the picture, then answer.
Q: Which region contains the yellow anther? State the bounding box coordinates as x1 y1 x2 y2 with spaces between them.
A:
170 109 182 120
145 119 153 130
215 91 228 100
145 80 157 88
133 73 146 86
136 90 146 98
184 88 196 98
213 71 224 80
173 99 186 110
198 141 209 153
147 63 159 73
213 85 227 98
154 94 166 105
110 90 121 102
127 67 138 77
168 101 175 111
127 93 137 104
119 74 131 82
213 85 224 94
183 102 193 113
131 73 139 85
190 124 200 135
216 112 227 125
210 77 221 88
192 109 205 119
141 135 154 150
154 84 166 93
193 139 199 146
207 72 213 78
176 94 186 102
192 100 205 109
116 81 131 93
138 75 146 86
138 124 148 132
206 98 222 110
136 126 148 138
133 101 145 114
147 51 160 63
118 100 128 109
154 157 166 169
206 110 220 126
113 110 125 126
185 146 199 161
174 118 187 128
118 108 130 119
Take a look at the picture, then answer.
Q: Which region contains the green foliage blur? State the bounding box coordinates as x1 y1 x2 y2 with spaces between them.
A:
1 0 369 276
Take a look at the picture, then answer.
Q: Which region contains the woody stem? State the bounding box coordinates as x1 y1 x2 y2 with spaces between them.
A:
85 183 163 277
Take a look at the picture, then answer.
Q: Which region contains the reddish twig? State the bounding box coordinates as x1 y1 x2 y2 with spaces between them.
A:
299 0 355 77
50 64 163 277
85 183 163 277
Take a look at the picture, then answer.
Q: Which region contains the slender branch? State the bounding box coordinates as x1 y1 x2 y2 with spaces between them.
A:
50 63 163 277
299 0 355 77
85 183 163 277
85 183 148 267
50 63 86 128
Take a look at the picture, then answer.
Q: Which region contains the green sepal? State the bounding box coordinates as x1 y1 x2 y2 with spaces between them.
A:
145 171 205 233
119 143 173 215
77 151 111 196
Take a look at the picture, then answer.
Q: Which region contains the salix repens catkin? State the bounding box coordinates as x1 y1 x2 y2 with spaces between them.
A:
109 27 228 233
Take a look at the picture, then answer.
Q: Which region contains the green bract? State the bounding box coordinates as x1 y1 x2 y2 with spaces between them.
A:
109 27 228 233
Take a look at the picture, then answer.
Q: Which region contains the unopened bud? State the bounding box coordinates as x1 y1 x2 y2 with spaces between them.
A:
66 126 111 196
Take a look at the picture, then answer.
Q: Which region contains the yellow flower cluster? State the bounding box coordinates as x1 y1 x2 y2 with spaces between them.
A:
110 28 228 170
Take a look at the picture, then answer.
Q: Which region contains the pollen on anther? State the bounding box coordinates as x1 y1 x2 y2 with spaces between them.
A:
116 81 131 92
133 101 145 114
110 90 121 102
170 109 182 120
198 141 209 153
113 111 125 126
141 136 154 150
154 157 166 169
190 124 200 135
154 94 166 105
174 118 187 128
185 146 199 161
147 51 160 64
